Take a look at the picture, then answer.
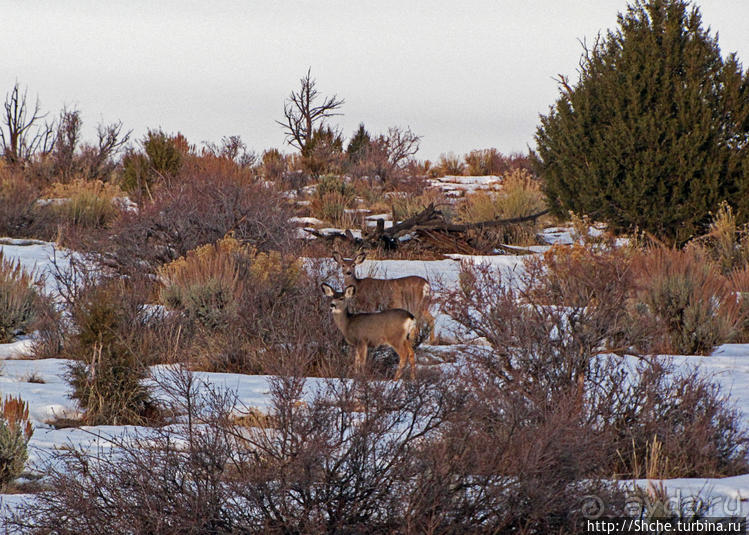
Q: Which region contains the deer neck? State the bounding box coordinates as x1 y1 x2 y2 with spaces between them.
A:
345 272 363 288
331 308 353 336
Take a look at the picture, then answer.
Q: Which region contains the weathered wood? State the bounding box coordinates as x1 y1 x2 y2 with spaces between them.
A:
307 203 549 252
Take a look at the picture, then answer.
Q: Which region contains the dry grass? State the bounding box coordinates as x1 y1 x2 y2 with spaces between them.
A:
43 178 125 228
389 188 447 221
455 168 547 245
310 175 358 226
688 201 749 274
436 152 465 176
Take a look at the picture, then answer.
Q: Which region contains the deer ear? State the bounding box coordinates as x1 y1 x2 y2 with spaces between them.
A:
321 283 335 297
344 285 356 298
353 251 367 265
332 251 343 264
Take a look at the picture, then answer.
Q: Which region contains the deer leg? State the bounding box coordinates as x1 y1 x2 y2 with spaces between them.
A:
354 341 368 374
393 343 409 381
408 343 416 380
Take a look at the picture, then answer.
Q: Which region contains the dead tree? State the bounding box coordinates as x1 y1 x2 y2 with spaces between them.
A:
0 83 56 165
277 68 344 154
307 203 549 253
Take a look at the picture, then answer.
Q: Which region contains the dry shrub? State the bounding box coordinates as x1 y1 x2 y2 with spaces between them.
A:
728 266 749 342
309 174 357 225
5 369 626 534
605 361 749 479
390 188 447 221
0 250 46 343
98 171 297 276
632 247 743 355
688 201 749 274
41 178 125 229
0 395 34 491
160 238 346 376
442 249 749 481
0 167 56 240
436 152 464 176
259 148 289 181
456 168 547 245
464 149 533 176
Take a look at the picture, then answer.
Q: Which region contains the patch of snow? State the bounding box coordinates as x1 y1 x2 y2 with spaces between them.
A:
365 219 394 229
289 216 324 226
538 226 575 245
0 240 76 296
0 359 81 425
0 336 35 360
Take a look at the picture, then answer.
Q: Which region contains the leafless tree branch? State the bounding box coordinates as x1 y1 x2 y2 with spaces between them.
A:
276 68 344 152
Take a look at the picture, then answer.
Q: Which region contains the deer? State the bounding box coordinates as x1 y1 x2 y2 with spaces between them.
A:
322 283 416 380
331 250 433 340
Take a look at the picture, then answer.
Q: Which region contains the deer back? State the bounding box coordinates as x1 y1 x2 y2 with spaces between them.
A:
353 276 430 317
344 308 415 347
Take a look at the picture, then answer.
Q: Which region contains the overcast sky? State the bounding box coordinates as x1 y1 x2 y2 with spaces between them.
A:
3 0 748 161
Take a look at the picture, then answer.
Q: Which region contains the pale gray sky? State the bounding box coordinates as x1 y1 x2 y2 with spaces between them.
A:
3 0 748 161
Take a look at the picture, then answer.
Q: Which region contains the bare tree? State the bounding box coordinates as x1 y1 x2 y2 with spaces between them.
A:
203 135 257 167
53 108 130 181
87 119 131 178
277 68 344 153
53 107 83 179
0 82 56 165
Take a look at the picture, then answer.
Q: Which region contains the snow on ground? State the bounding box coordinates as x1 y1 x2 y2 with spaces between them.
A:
5 346 749 518
289 216 325 226
0 240 75 297
428 175 503 196
0 336 35 360
6 240 749 518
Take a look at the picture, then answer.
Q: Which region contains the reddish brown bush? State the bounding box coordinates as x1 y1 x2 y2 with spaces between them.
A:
95 171 298 276
442 249 749 481
6 368 627 534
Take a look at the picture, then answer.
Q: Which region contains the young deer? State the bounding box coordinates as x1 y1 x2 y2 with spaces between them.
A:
332 250 432 330
322 283 416 380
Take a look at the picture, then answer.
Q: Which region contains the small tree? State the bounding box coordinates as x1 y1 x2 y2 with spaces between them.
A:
277 68 344 154
0 83 56 166
346 123 371 163
535 0 749 245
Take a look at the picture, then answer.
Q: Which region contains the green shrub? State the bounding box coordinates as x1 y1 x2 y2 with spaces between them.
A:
633 247 743 354
0 394 33 491
122 130 184 197
66 279 155 425
0 250 43 343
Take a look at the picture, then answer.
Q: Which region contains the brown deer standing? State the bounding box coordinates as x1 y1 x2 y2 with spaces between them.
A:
322 283 416 380
332 250 433 341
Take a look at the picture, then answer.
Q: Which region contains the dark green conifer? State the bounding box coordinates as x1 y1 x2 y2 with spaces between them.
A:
536 0 749 244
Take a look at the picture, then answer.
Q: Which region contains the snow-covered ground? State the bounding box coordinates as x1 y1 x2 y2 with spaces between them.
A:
428 175 502 196
4 239 749 519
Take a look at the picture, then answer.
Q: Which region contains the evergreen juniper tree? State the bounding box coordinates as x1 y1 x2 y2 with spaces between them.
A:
535 0 749 245
347 123 371 163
